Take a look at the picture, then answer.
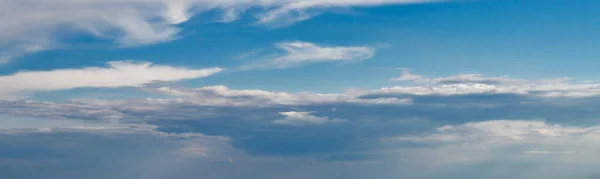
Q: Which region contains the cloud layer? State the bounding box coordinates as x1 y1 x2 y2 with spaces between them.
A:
4 70 600 178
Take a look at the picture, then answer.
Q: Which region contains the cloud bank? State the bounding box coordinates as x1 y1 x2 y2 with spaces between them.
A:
4 70 600 178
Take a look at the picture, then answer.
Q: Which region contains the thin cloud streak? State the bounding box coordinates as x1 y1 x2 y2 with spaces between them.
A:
0 61 223 99
238 41 376 70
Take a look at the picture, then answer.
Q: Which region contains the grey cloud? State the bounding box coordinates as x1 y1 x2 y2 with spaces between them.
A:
379 120 600 179
5 73 600 178
4 74 600 158
0 129 235 179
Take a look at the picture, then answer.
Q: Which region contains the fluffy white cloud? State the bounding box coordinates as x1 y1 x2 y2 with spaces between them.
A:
273 111 345 125
0 0 437 63
0 61 223 99
241 42 376 69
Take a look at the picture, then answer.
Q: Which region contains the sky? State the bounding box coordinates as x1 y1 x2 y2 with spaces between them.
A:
2 0 600 178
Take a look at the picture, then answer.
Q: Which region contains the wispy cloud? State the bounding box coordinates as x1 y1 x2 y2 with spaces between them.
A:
254 0 444 26
0 0 432 63
0 43 49 64
241 41 376 70
0 0 191 62
0 61 223 99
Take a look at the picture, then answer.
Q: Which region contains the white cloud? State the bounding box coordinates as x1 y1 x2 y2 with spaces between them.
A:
5 71 600 123
254 0 443 26
382 120 600 179
391 68 568 85
241 41 376 69
0 85 410 123
0 0 437 63
382 70 600 97
434 120 596 142
144 85 411 107
374 83 600 97
387 120 600 161
0 61 223 99
273 111 345 126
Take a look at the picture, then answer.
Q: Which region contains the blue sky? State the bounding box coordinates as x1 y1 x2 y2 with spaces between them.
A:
2 0 600 178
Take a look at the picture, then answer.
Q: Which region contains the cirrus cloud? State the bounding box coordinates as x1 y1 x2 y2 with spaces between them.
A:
0 0 439 63
240 41 376 70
